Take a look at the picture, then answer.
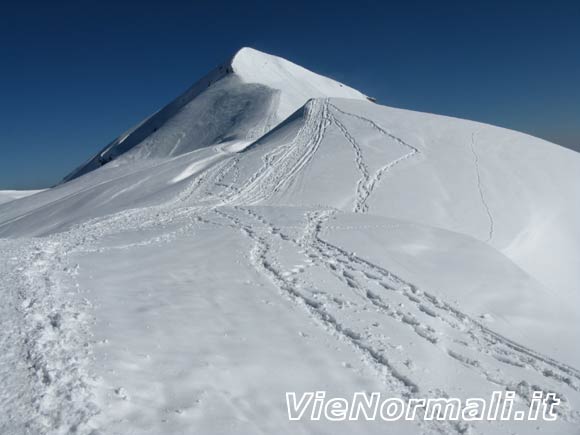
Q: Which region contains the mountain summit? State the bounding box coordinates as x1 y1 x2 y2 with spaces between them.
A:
63 47 367 182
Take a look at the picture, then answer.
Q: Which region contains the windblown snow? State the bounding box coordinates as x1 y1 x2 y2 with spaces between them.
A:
0 189 44 205
1 48 579 435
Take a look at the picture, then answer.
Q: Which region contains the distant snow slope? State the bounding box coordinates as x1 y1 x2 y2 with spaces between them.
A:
0 189 43 205
1 48 579 435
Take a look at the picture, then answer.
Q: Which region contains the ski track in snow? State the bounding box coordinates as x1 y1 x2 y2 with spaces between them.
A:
470 130 495 242
224 98 332 206
168 131 187 156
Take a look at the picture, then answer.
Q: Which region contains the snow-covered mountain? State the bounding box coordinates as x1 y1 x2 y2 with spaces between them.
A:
1 48 579 435
63 47 367 182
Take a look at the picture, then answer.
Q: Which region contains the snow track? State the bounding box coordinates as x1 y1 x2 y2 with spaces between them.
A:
225 98 332 206
216 206 580 426
327 102 420 213
213 206 468 434
215 207 419 394
206 98 421 215
470 130 495 242
329 114 371 213
0 199 210 433
0 237 96 433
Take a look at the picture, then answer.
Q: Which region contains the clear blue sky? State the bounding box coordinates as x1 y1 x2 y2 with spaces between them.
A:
1 0 579 189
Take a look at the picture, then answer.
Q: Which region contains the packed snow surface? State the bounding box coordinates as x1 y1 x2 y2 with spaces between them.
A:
0 48 579 435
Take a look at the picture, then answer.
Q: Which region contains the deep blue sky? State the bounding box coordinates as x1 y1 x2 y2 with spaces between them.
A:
1 0 579 189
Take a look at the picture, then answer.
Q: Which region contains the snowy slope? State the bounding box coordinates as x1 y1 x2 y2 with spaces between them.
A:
216 98 580 300
9 97 577 300
0 189 44 205
63 47 366 181
1 49 579 435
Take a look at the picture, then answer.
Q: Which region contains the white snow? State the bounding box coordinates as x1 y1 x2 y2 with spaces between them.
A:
0 189 44 205
62 47 366 182
1 48 579 435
